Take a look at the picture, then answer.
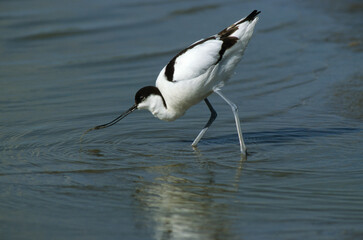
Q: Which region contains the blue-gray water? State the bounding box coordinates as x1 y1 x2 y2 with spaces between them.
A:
1 0 362 239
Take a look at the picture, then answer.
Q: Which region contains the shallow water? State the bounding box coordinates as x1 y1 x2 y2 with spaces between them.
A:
1 0 362 239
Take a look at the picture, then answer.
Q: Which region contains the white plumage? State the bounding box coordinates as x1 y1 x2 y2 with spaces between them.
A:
87 10 260 154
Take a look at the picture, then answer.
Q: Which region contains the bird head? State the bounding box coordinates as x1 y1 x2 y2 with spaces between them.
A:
85 86 165 132
134 86 166 111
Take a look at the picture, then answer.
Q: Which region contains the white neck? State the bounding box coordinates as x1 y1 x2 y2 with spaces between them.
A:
138 94 182 121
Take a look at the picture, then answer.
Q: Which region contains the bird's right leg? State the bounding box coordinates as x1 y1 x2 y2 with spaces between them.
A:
191 98 217 147
214 89 247 154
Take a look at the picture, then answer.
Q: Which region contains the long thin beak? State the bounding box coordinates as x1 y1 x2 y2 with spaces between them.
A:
86 104 138 132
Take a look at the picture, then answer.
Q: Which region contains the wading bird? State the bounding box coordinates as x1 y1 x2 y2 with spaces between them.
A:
85 10 260 154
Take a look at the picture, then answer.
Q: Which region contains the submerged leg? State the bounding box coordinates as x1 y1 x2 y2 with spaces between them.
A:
192 98 217 147
214 89 247 154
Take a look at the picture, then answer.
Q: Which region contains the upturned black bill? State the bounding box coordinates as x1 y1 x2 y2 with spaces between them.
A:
84 104 138 134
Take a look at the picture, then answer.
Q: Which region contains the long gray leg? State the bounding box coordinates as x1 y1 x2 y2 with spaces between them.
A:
214 89 247 154
192 98 217 147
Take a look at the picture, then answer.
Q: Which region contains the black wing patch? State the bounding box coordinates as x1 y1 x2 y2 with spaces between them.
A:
164 10 260 82
165 35 238 82
217 37 238 63
165 36 216 82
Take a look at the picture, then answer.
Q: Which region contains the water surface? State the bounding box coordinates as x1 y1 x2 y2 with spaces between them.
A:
1 0 362 239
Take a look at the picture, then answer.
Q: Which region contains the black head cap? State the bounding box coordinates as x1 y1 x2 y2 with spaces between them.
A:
135 86 167 108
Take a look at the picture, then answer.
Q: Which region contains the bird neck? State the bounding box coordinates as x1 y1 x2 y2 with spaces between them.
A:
139 94 180 121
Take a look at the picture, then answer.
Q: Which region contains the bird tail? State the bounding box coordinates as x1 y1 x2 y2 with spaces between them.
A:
236 10 261 25
218 10 260 39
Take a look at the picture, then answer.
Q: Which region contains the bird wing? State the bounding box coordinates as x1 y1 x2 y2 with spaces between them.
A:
163 10 260 83
164 36 223 82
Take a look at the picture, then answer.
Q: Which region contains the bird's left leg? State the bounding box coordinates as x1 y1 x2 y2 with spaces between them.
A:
214 89 247 154
192 98 217 147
